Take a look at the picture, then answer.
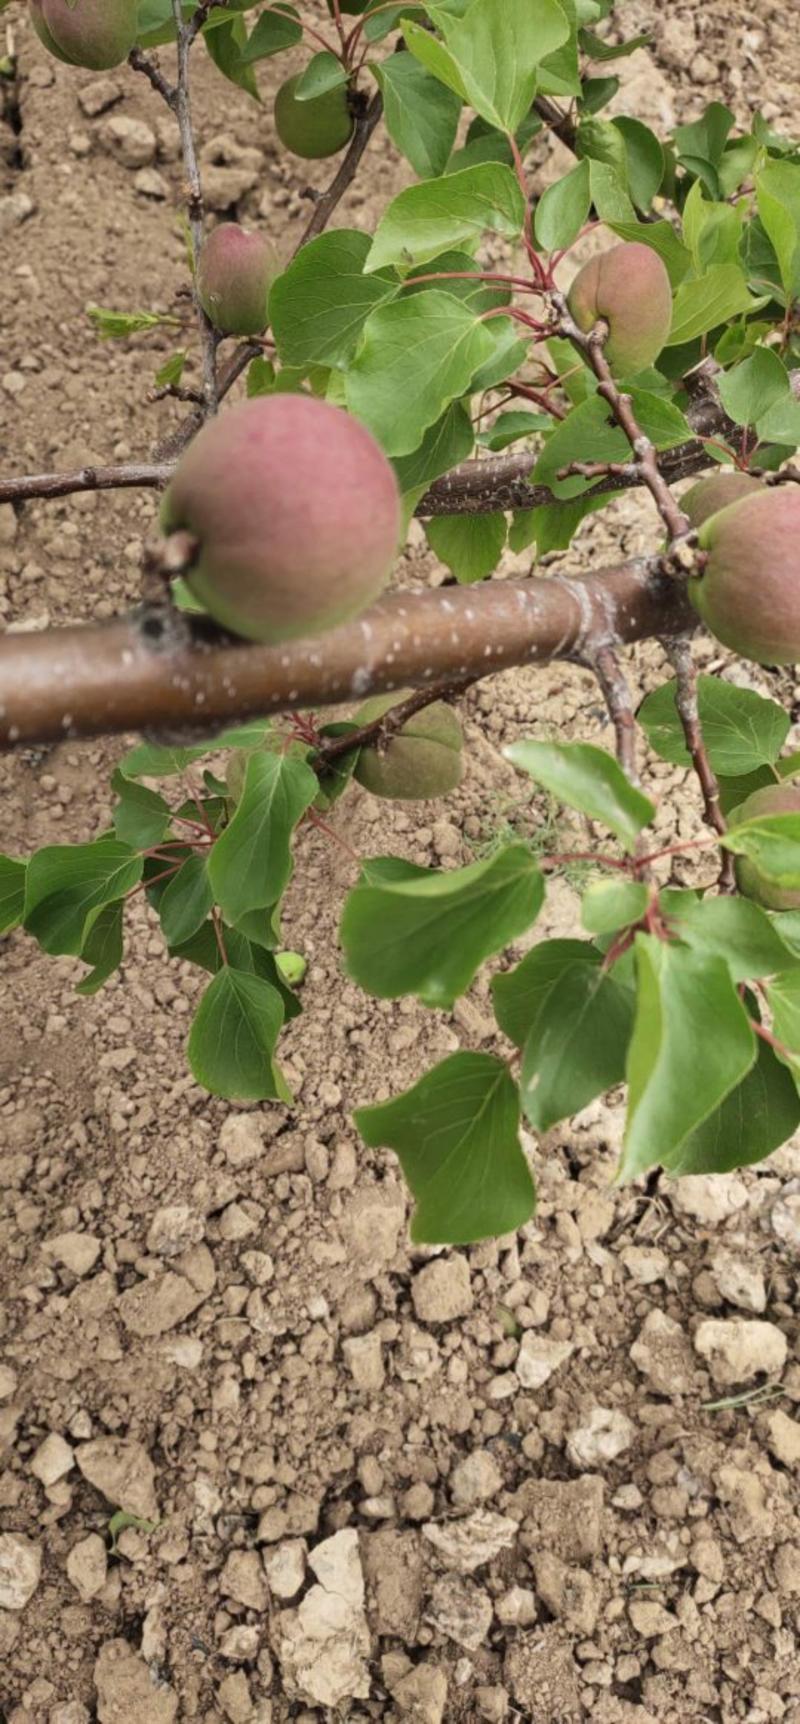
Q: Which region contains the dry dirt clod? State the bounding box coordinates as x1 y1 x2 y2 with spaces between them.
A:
220 1548 268 1612
42 1231 102 1276
427 1574 493 1651
411 1255 472 1322
275 1527 370 1707
515 1331 574 1389
391 1662 448 1723
117 1270 207 1336
75 1437 158 1520
422 1509 517 1573
94 1639 178 1724
629 1308 696 1394
0 1533 42 1610
66 1533 107 1601
693 1317 788 1385
449 1448 503 1507
566 1406 635 1468
30 1430 74 1486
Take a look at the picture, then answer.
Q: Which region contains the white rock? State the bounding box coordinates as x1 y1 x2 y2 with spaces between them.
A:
276 1528 370 1707
0 1364 17 1400
101 115 157 169
694 1319 788 1386
427 1574 492 1651
0 1532 42 1609
94 1640 177 1723
220 1549 268 1611
422 1510 516 1573
146 1204 204 1258
619 1246 668 1285
670 1174 747 1224
450 1449 503 1508
43 1231 102 1276
392 1664 448 1723
30 1431 74 1487
263 1539 307 1600
342 1331 384 1393
769 1189 800 1253
710 1250 766 1313
220 1114 265 1167
412 1256 472 1323
566 1406 635 1469
762 1409 800 1469
66 1533 107 1600
515 1332 574 1390
76 1437 158 1520
630 1309 695 1395
495 1585 537 1626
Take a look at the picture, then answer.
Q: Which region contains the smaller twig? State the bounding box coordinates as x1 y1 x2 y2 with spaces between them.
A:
128 45 176 106
186 0 229 46
148 382 205 406
590 644 640 785
313 678 475 769
172 0 218 417
663 636 735 892
295 90 384 252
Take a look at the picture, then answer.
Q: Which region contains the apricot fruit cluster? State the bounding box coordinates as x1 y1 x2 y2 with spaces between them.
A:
353 692 464 800
30 0 137 69
197 224 279 338
689 488 800 665
274 76 354 160
729 780 800 910
160 395 400 644
567 242 673 376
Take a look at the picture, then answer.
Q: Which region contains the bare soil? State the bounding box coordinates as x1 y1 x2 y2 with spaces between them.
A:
1 5 800 1722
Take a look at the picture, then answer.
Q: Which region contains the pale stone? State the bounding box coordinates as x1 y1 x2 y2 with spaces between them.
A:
94 1640 177 1723
693 1319 787 1386
220 1548 268 1612
566 1406 635 1469
263 1539 306 1600
42 1231 101 1276
76 1437 158 1520
411 1256 472 1323
422 1510 516 1573
516 1332 574 1390
66 1534 107 1600
30 1432 74 1487
0 1533 42 1609
450 1449 503 1508
670 1173 747 1224
710 1250 766 1313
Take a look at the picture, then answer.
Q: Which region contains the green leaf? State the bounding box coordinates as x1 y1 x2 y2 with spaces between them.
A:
158 855 214 948
505 740 655 852
534 158 591 251
722 813 800 890
579 25 650 59
620 936 756 1180
407 0 570 134
756 160 800 302
392 402 474 499
154 351 187 390
681 180 744 273
203 14 260 100
521 959 633 1131
581 879 649 936
110 771 172 849
365 163 525 273
477 410 550 452
663 891 797 982
345 291 495 456
765 969 800 1077
611 117 664 213
294 50 347 101
425 512 507 583
270 231 397 368
340 843 544 1008
188 967 288 1101
356 1051 535 1244
492 937 599 1047
673 102 735 198
372 52 462 179
208 750 317 923
119 721 274 778
0 855 26 934
666 263 758 346
667 1034 800 1175
239 5 302 60
24 840 142 957
718 345 792 429
638 676 790 775
87 306 181 339
534 393 689 500
76 901 125 996
717 766 777 818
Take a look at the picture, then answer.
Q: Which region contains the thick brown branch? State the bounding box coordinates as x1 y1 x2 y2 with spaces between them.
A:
0 563 692 750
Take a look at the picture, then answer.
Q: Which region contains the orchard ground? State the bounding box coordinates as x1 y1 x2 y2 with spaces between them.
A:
2 4 800 1723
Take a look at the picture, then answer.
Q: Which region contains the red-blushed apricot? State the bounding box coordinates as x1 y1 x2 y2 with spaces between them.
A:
682 470 763 529
729 779 800 910
197 224 279 338
160 395 401 644
30 0 137 69
690 488 800 665
353 691 464 800
274 76 354 160
567 241 673 376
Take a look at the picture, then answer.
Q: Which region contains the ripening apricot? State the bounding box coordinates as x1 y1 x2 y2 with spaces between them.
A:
197 224 279 338
729 779 800 910
30 0 137 69
353 692 464 800
682 470 763 529
690 488 800 665
567 241 673 376
274 75 354 160
160 395 401 644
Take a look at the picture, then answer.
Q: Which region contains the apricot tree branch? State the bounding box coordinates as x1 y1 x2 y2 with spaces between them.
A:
589 645 640 785
128 45 176 105
313 678 476 766
0 561 693 750
172 0 219 417
297 89 384 249
662 635 736 892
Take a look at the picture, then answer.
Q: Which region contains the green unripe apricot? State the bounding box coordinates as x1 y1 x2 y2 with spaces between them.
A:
353 691 464 801
160 394 401 645
729 779 800 910
567 241 673 376
30 0 137 69
681 470 763 529
690 488 800 665
197 224 279 338
274 75 354 160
